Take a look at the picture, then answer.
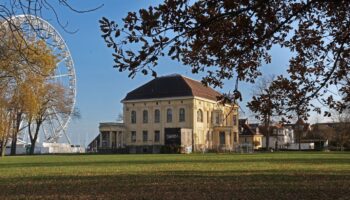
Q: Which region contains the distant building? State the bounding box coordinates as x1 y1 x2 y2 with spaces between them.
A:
238 119 263 149
261 124 295 149
89 74 239 153
257 119 315 150
284 118 310 140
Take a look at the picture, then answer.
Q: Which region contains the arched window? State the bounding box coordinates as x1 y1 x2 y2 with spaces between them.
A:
179 108 185 122
143 110 148 123
131 111 136 124
154 109 160 123
197 109 203 122
167 108 172 123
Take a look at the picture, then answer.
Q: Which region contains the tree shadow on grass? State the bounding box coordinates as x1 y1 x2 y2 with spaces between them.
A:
0 171 349 200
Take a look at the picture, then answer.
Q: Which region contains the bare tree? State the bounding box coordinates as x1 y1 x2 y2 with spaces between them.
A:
331 110 350 151
247 76 284 150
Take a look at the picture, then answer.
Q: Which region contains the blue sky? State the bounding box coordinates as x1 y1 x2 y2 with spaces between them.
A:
41 0 298 145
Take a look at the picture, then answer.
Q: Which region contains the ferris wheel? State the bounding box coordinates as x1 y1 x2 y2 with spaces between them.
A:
2 15 76 144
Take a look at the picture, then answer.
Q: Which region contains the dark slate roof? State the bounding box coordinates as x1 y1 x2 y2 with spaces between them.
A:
239 118 260 135
122 74 221 101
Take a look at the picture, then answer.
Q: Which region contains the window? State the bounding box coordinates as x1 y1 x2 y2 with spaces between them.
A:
215 112 220 124
234 132 238 142
197 109 203 122
154 109 160 123
143 110 148 123
179 108 185 122
154 130 160 142
131 131 136 143
207 112 210 124
219 132 225 145
167 108 172 123
131 111 136 124
143 131 148 142
233 115 237 126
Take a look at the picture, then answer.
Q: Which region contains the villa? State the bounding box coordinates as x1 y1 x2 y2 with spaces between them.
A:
88 74 239 153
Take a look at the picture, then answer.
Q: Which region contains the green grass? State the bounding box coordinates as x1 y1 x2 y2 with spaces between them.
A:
0 152 349 199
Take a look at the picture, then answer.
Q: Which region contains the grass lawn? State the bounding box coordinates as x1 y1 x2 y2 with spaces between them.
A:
0 152 349 200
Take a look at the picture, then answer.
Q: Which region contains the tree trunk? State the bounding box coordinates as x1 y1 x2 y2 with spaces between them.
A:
265 115 270 151
1 116 12 157
29 121 42 155
29 129 39 155
10 135 17 155
297 116 301 151
1 139 7 157
28 121 35 155
29 133 39 155
298 129 301 151
10 112 22 155
266 126 270 150
29 140 35 155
